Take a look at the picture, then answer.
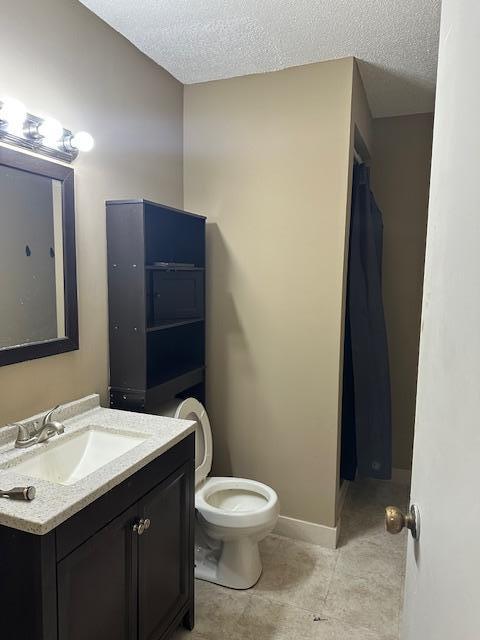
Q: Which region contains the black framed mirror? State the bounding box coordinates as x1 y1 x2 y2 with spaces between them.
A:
0 146 78 366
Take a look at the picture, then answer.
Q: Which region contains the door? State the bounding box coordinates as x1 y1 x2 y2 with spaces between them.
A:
138 463 193 640
57 504 138 640
401 1 480 638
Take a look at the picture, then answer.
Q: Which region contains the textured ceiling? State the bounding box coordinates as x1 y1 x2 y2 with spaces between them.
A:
79 0 441 117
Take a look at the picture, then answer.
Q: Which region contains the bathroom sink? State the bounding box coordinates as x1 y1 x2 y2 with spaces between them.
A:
11 426 149 486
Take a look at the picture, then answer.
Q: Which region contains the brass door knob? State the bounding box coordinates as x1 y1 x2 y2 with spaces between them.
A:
385 504 420 540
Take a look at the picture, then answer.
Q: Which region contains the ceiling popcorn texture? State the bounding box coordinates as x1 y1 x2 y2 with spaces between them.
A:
79 0 441 117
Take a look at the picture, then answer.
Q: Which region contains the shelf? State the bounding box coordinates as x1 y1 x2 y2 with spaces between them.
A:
146 365 205 407
148 363 204 389
107 199 206 408
145 265 205 272
147 318 204 333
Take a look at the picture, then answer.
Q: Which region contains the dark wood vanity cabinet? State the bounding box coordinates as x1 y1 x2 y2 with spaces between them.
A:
0 435 194 640
138 466 191 640
57 503 138 640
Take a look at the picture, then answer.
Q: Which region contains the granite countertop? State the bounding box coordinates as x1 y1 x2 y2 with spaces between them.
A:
0 395 195 535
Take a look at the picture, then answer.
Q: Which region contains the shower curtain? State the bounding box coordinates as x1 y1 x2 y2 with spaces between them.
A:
341 163 392 481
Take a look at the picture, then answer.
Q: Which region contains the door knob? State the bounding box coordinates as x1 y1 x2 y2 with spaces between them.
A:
385 504 420 540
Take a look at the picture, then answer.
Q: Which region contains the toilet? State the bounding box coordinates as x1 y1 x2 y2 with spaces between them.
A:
161 397 279 590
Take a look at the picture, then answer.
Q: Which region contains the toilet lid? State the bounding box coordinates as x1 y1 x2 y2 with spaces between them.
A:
171 398 213 486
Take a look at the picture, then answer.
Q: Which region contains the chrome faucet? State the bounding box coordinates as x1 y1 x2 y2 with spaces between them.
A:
14 405 65 448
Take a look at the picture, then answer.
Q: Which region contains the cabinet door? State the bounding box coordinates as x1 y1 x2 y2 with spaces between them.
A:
57 504 138 640
138 462 193 640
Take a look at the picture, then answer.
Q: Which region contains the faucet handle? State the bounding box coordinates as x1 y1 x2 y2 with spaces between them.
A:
12 422 33 447
41 404 61 426
15 423 31 439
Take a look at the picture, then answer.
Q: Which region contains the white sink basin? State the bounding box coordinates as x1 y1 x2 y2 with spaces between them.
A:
11 426 148 486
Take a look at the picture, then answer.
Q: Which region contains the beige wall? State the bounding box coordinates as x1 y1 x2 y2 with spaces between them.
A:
371 114 434 470
185 59 356 528
0 0 183 426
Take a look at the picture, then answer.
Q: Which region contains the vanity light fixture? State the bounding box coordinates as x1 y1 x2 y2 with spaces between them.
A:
37 117 64 146
0 96 94 162
65 131 95 153
0 97 27 134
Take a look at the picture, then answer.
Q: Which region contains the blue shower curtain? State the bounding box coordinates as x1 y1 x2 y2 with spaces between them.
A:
341 163 392 481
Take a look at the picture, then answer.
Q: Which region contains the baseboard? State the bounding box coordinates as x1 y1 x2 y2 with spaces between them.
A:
391 467 412 486
274 514 338 549
274 472 408 551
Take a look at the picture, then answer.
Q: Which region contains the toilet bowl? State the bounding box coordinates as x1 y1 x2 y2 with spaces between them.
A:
161 398 279 589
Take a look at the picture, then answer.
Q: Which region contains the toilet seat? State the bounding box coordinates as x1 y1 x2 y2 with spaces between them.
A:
161 397 213 486
196 477 279 529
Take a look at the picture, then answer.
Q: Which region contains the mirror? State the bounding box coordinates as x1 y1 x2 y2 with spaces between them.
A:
0 146 78 366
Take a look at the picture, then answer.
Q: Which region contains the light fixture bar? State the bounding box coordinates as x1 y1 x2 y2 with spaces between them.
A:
0 99 93 163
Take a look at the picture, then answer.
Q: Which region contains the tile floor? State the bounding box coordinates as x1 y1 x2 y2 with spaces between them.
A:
174 478 409 640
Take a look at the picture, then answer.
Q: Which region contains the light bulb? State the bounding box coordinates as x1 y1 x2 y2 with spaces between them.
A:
0 96 27 133
38 118 64 146
71 131 94 152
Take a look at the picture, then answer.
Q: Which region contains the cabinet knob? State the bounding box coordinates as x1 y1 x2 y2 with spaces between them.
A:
133 517 151 536
133 519 146 535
